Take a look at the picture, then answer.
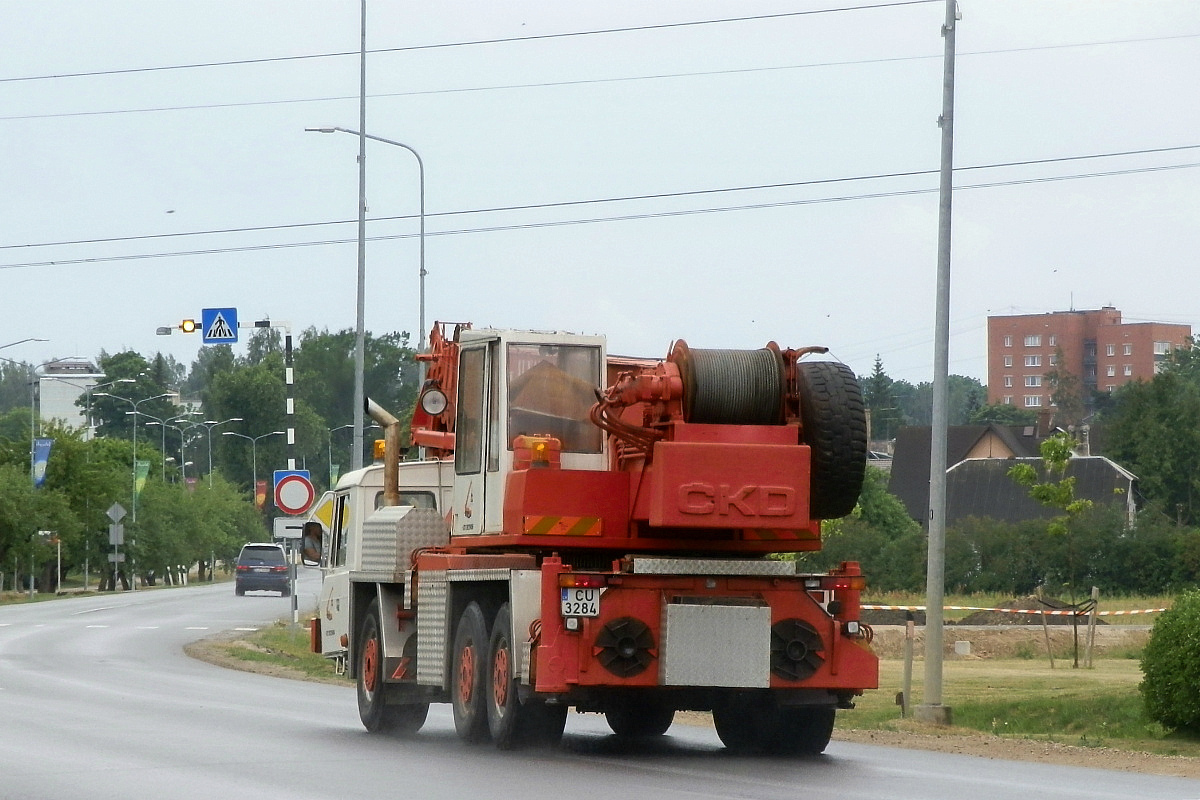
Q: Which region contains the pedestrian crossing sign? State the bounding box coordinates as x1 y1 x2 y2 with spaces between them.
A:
201 307 238 344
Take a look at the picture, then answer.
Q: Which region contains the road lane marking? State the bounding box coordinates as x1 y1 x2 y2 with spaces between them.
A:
72 606 119 615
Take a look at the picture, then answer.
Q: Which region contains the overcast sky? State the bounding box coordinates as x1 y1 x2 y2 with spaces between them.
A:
2 0 1197 385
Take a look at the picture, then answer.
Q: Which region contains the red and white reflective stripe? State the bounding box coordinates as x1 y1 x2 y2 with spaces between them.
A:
861 604 1167 616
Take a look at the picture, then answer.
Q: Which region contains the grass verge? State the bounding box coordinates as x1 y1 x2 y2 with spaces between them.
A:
847 656 1200 758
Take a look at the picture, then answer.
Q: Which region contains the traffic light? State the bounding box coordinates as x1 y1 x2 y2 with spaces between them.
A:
179 319 198 333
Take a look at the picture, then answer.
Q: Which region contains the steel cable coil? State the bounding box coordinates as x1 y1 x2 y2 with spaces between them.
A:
673 344 784 425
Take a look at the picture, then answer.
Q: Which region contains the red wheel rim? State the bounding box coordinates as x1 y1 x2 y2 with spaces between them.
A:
363 638 379 693
492 641 510 708
458 645 475 705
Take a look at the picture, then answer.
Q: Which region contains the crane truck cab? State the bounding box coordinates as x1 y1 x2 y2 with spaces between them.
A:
303 459 454 666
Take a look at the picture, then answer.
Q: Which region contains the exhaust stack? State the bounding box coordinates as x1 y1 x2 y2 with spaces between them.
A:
364 397 402 507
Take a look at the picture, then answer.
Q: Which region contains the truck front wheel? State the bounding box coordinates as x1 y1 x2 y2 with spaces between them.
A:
356 599 428 734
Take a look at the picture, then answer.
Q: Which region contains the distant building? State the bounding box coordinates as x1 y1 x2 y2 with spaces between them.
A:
36 360 103 438
986 307 1191 409
888 425 1138 529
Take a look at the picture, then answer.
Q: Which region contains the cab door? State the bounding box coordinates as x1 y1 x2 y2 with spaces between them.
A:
452 340 498 536
310 490 351 658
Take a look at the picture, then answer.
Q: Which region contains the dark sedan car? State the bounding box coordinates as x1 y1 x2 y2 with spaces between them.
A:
234 543 290 596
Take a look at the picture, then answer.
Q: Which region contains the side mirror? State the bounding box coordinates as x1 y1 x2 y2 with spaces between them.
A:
300 521 323 567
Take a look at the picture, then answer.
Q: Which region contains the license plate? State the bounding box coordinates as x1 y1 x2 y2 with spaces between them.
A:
560 587 601 617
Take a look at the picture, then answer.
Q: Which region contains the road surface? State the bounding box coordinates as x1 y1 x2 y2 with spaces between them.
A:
1 573 1196 800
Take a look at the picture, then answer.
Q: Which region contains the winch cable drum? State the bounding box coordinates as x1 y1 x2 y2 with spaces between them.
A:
670 341 784 426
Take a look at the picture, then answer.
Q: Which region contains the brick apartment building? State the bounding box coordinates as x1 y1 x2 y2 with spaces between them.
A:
986 307 1192 409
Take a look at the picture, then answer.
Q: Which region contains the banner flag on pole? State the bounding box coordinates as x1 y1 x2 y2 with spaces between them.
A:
32 438 53 487
135 460 151 495
255 480 269 510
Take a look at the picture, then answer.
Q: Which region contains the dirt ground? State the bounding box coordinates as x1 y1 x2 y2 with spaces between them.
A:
185 626 1200 780
867 623 1150 660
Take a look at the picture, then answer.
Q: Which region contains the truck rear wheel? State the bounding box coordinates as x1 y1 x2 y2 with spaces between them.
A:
768 706 835 755
605 703 675 737
451 602 491 742
487 603 567 749
356 599 428 734
713 695 835 755
797 361 867 519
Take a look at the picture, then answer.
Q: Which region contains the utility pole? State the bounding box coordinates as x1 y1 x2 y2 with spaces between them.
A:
917 0 958 727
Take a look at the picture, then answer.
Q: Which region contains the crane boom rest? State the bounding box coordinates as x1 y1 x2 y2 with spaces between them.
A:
304 322 878 753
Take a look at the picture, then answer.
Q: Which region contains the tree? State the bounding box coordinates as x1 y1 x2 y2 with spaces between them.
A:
862 356 902 442
969 403 1037 426
0 359 34 414
1105 371 1200 525
1141 589 1200 733
894 375 985 427
1008 433 1094 598
803 467 925 592
294 327 418 465
91 351 178 440
1045 347 1085 429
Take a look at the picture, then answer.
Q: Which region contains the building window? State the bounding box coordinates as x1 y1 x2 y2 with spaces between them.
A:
1024 335 1042 347
1106 344 1115 356
1106 365 1115 377
1004 376 1013 387
1123 343 1132 356
1049 353 1057 366
1024 395 1043 407
1024 355 1041 367
1048 335 1056 346
1124 364 1132 376
1003 335 1012 347
1154 341 1172 355
1002 395 1013 405
1003 355 1013 368
1025 376 1041 387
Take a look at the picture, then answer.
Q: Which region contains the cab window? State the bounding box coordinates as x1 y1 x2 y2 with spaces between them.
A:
506 343 602 453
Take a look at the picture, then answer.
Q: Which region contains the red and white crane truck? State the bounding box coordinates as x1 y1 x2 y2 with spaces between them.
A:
302 322 877 753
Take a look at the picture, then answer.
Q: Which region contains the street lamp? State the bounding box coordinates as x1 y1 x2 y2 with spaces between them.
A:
147 419 199 482
326 422 381 487
95 392 171 523
134 411 171 481
223 430 284 504
0 338 47 351
307 125 426 470
200 418 243 487
327 423 353 487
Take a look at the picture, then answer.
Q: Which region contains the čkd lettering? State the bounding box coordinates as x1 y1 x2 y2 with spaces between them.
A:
677 483 795 516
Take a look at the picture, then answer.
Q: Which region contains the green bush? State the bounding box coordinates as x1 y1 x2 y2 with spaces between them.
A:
1140 590 1200 733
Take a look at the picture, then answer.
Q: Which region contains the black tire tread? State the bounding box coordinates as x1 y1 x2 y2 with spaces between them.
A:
797 361 867 519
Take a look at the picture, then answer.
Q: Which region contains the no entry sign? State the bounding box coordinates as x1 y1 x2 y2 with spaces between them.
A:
273 470 315 515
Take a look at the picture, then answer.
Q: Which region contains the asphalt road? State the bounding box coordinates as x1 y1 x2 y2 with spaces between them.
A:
1 573 1197 800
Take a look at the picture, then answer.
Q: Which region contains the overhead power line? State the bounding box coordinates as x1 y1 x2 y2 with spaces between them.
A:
3 143 1196 253
1 158 1197 271
4 31 1197 122
0 1 938 83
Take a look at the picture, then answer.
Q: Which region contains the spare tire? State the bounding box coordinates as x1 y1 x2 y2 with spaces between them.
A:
797 361 867 519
